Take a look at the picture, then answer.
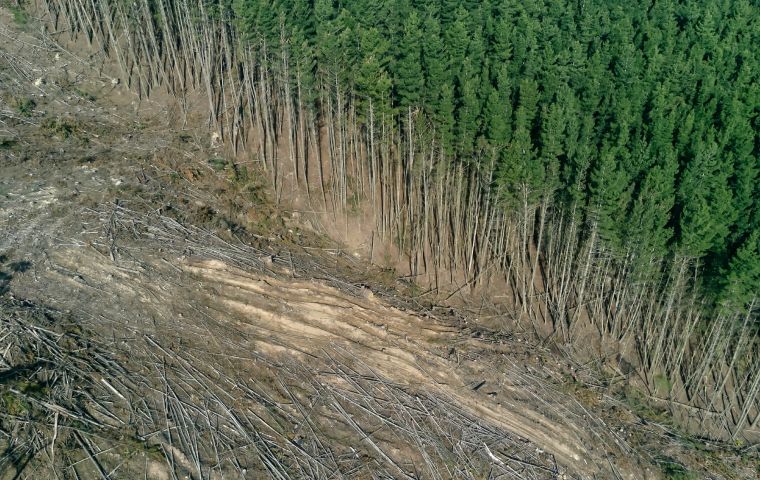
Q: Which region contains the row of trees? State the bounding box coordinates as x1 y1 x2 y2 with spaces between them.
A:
41 0 759 440
234 0 759 304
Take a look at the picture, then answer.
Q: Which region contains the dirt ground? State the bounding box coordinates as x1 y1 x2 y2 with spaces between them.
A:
0 5 757 480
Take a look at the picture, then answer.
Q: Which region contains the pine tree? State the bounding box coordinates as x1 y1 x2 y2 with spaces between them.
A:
484 64 512 147
355 27 392 121
395 9 424 110
437 81 456 155
421 14 448 114
677 136 735 259
455 59 481 157
495 79 542 205
625 146 677 272
720 230 760 313
723 99 759 245
589 145 634 252
314 0 338 70
490 8 513 66
538 100 564 195
444 6 469 81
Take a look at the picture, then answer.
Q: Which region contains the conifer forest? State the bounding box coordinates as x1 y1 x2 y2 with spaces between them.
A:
40 0 760 440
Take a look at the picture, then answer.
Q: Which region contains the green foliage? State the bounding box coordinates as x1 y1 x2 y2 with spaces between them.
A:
5 2 29 26
719 230 760 313
653 374 673 396
677 137 735 259
625 151 677 270
589 147 633 251
73 88 96 102
395 11 423 110
13 96 36 115
484 65 511 147
231 0 760 310
354 27 392 120
42 118 77 139
657 457 698 480
0 379 50 417
208 157 227 171
1 391 30 416
620 385 671 425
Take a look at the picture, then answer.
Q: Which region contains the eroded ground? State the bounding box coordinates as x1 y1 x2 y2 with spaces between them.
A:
1 6 757 480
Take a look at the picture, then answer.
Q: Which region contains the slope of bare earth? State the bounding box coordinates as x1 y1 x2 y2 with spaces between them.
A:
0 6 757 480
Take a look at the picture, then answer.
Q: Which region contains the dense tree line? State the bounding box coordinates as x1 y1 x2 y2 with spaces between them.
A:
41 0 759 439
232 0 759 309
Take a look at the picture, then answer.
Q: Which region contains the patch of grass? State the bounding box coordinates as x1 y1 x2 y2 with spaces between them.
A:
14 96 36 115
73 88 96 102
18 379 49 396
654 374 673 395
122 436 164 461
141 443 165 463
1 391 30 416
245 180 268 205
620 385 672 425
657 456 698 480
7 3 29 26
561 375 603 407
208 156 227 171
227 162 255 184
0 378 50 417
63 323 84 336
42 118 77 139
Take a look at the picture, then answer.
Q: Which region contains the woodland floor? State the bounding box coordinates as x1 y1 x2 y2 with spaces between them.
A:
0 6 758 480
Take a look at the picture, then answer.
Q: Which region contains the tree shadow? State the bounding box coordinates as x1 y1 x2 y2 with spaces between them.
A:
0 255 32 295
9 261 31 273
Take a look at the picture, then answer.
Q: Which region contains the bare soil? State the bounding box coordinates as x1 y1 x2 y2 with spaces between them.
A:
0 6 757 480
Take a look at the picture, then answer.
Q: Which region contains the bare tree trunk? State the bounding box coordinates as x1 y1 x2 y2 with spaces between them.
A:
528 194 549 321
571 223 596 335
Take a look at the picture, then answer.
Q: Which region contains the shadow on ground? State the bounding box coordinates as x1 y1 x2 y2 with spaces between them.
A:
0 254 31 295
